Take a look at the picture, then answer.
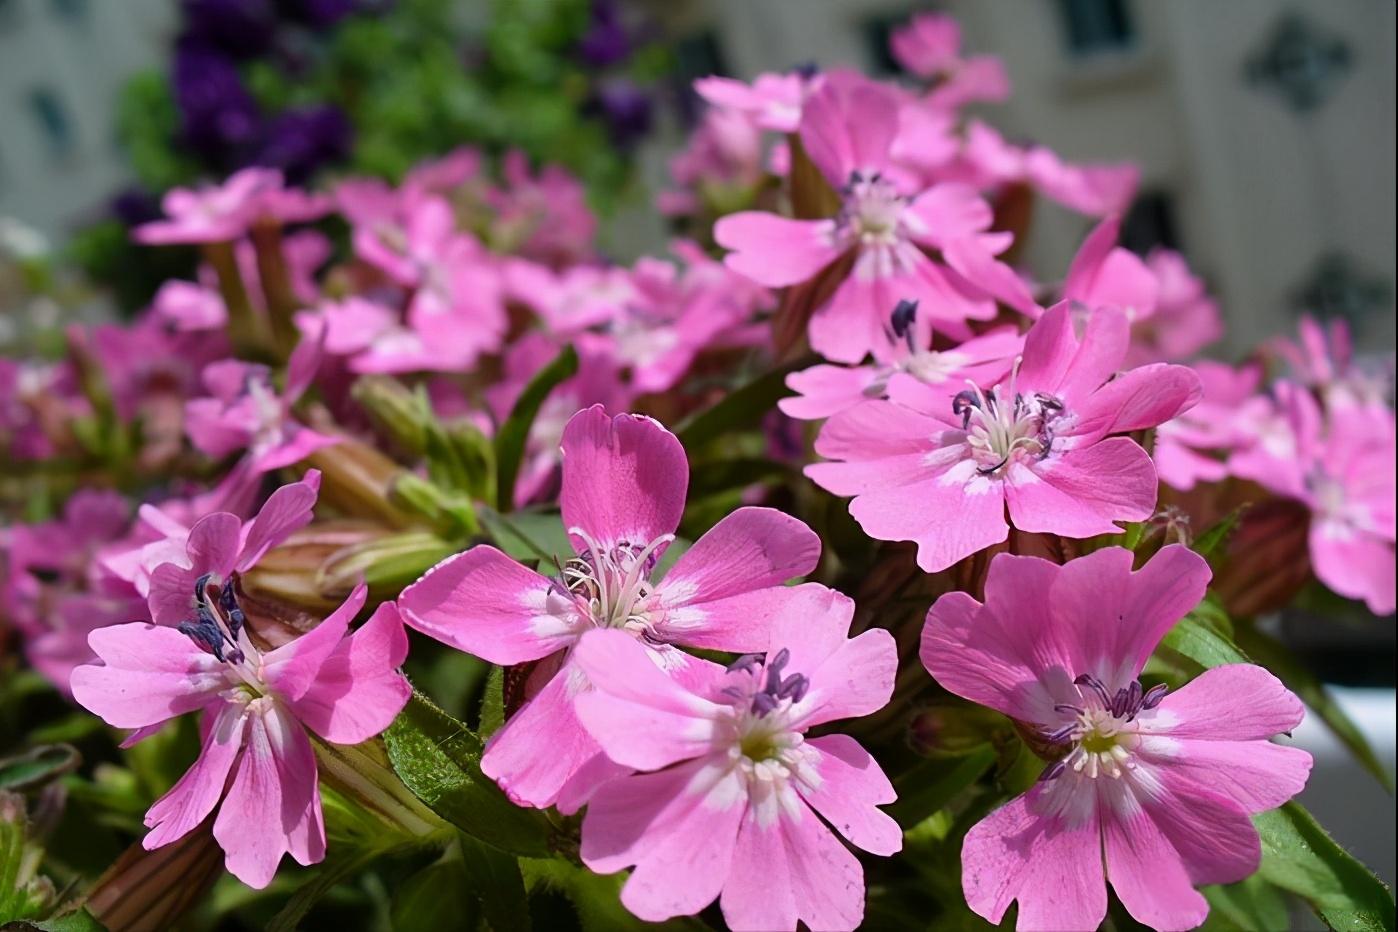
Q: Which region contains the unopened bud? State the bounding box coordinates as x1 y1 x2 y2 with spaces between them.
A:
315 529 459 601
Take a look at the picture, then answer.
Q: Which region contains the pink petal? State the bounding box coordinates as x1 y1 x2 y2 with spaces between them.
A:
904 183 992 245
713 213 842 287
960 788 1107 931
236 471 322 571
572 630 724 771
1064 217 1158 317
253 426 340 473
287 601 412 745
581 760 745 921
560 406 688 552
1145 738 1312 814
397 546 579 666
848 459 1010 573
480 659 603 809
798 74 900 183
769 588 897 728
797 734 901 856
213 703 324 889
186 512 244 579
71 624 230 729
1071 364 1203 444
654 507 820 651
808 269 901 365
779 364 881 421
722 798 865 932
143 701 248 848
1309 523 1397 616
261 583 369 702
1151 664 1305 741
1004 438 1157 539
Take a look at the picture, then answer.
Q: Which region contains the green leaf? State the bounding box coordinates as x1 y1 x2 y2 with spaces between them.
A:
390 847 481 932
0 745 80 792
383 692 553 857
494 345 579 512
6 910 108 932
478 509 574 568
267 846 392 932
1233 624 1394 793
480 665 506 739
1192 506 1247 561
458 834 530 932
686 458 794 501
1202 875 1291 931
1159 600 1250 670
522 859 701 932
676 357 812 450
888 745 997 828
1254 802 1395 931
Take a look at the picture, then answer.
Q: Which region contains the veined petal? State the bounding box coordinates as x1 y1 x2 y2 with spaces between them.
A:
72 624 230 729
796 734 901 856
714 213 842 287
143 701 249 849
287 601 412 745
261 584 369 702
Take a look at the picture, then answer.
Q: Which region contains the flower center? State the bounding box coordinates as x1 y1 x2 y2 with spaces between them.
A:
178 574 264 692
560 529 673 639
717 649 819 792
838 172 907 245
952 360 1062 476
1039 673 1168 782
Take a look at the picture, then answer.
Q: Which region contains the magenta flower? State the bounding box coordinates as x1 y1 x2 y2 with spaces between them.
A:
694 71 816 133
921 546 1312 931
397 406 821 810
134 168 328 246
1153 361 1263 491
807 303 1201 571
71 582 410 888
571 583 899 930
1127 249 1224 365
184 329 338 474
1268 315 1393 413
715 73 1035 363
889 12 1010 109
146 472 322 630
152 280 228 333
780 304 1023 421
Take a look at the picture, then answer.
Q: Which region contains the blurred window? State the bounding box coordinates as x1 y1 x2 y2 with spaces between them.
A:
28 87 76 159
672 30 729 126
1119 189 1179 255
0 0 22 30
1056 0 1136 57
49 0 89 23
860 14 903 76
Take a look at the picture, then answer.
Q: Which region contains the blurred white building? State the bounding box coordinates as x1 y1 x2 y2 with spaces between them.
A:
0 0 174 239
645 0 1396 355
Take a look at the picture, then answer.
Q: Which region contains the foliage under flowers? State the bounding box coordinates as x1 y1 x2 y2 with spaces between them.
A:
1 10 1395 932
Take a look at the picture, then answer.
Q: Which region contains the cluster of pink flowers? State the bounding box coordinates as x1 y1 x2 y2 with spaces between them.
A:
0 10 1391 932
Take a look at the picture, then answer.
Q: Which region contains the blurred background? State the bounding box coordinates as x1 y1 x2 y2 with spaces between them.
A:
1 0 1394 900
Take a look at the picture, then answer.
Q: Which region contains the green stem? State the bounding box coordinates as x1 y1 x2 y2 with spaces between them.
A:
249 221 301 356
201 241 269 358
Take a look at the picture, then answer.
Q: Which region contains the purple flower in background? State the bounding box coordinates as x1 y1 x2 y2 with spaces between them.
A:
173 41 265 164
182 0 278 59
593 79 653 150
577 0 630 67
275 0 359 29
255 105 354 184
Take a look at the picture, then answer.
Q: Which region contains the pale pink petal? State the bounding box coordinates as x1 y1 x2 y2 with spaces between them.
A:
253 426 340 473
1004 438 1157 539
143 701 248 848
798 73 900 183
1151 664 1305 740
288 601 412 745
572 630 724 771
1071 364 1203 443
560 406 688 551
808 269 901 365
797 734 900 856
654 507 820 651
236 471 322 571
940 235 1040 316
1103 805 1209 931
960 789 1107 931
397 546 580 666
71 623 230 729
779 364 881 421
581 760 745 921
480 660 602 809
719 811 798 931
185 512 244 578
1309 523 1397 616
1146 738 1312 814
713 213 842 287
904 183 992 245
213 704 323 888
1015 302 1078 392
285 320 325 402
771 588 895 729
260 583 369 701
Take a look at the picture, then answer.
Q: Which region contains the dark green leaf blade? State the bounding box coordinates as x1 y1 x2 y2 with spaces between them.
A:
494 346 578 512
676 356 812 450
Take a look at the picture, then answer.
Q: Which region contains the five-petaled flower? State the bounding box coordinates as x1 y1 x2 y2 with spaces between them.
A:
807 302 1202 571
921 546 1312 931
397 405 822 810
572 584 899 931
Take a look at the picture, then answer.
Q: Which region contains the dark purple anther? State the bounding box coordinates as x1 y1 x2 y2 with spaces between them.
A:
219 579 245 636
179 618 226 660
889 299 918 352
952 390 981 430
776 674 809 703
1039 759 1068 782
751 692 779 716
1074 673 1113 709
792 61 821 79
1142 683 1169 710
727 654 763 674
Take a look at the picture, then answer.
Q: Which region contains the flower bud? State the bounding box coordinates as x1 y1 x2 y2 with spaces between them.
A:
86 819 224 932
1213 497 1312 617
315 528 460 601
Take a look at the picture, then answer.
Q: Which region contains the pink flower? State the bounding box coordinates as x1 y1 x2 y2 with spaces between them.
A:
921 546 1311 931
134 168 328 246
490 151 597 266
1127 249 1223 364
571 583 899 930
780 304 1023 421
145 472 322 629
808 303 1200 571
397 406 821 810
694 71 817 133
184 329 338 474
1153 361 1263 491
1231 385 1396 615
1268 315 1393 413
71 581 410 888
152 280 228 333
660 106 766 217
889 13 1011 109
306 296 491 375
716 74 1034 363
